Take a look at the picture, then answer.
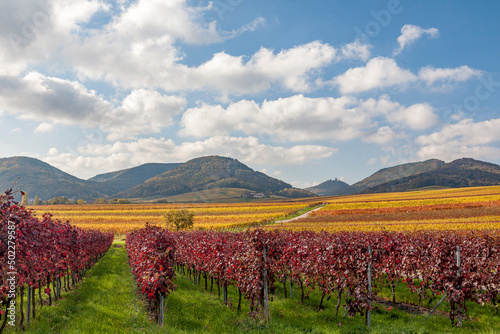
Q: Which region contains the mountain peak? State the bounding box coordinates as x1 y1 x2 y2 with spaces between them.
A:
117 155 292 199
306 178 350 196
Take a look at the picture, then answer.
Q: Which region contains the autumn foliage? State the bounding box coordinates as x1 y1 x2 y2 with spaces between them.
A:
126 226 500 325
0 189 113 329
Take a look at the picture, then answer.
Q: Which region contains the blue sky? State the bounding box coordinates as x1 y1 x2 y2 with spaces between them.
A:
0 0 499 187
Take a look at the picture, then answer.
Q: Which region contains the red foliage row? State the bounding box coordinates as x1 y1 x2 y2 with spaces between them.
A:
126 224 176 312
0 189 114 304
126 226 500 324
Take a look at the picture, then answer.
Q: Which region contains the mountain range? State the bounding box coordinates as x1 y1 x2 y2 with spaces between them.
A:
0 156 312 202
361 158 500 194
306 158 500 196
1 155 500 202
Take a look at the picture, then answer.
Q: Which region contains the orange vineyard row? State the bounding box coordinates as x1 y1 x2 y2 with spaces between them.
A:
28 185 500 234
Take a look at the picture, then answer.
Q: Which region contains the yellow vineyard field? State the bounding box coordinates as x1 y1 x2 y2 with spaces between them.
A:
30 185 500 234
265 185 500 233
31 202 310 234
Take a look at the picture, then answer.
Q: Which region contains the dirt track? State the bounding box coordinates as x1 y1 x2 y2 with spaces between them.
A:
274 205 325 223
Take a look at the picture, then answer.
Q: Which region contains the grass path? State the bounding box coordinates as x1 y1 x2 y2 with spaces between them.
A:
23 244 159 334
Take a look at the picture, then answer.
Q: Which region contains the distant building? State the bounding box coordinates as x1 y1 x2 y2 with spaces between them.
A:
242 192 266 199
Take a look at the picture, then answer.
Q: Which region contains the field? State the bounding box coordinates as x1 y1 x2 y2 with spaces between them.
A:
267 185 500 232
8 185 499 333
29 186 500 235
30 201 316 234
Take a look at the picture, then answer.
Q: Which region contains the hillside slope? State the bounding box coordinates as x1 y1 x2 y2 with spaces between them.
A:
90 163 182 195
342 159 445 195
117 156 296 198
306 178 350 196
362 158 500 193
0 156 103 201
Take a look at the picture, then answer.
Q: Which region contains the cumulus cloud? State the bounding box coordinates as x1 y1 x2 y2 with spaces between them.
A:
393 24 439 55
387 103 439 130
103 89 186 140
44 136 337 178
333 57 418 94
416 118 500 161
0 72 112 124
332 57 483 94
363 126 399 144
0 73 186 140
64 0 342 95
339 40 372 62
180 94 439 143
0 0 109 75
69 37 337 93
418 65 483 86
34 122 53 134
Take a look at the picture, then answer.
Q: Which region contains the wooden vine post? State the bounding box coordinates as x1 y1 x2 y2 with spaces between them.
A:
367 245 372 328
457 246 462 328
263 244 270 323
27 286 32 325
159 294 165 326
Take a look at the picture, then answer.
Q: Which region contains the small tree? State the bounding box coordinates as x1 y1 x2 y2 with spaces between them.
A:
164 209 194 231
117 199 131 204
94 198 108 204
33 195 40 206
77 199 85 205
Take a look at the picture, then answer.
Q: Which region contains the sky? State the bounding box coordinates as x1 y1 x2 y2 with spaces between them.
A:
0 0 499 187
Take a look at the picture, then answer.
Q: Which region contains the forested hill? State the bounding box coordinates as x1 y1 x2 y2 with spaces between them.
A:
362 158 500 193
117 156 299 199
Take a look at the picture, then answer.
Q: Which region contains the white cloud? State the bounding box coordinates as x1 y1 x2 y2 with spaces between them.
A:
363 126 399 144
388 103 439 130
416 118 500 161
34 122 53 133
44 136 337 178
333 57 418 94
0 73 186 140
418 65 483 86
103 89 186 140
332 57 482 94
339 40 372 62
0 0 109 75
69 37 337 93
180 94 435 143
0 72 112 125
64 0 340 95
393 24 439 55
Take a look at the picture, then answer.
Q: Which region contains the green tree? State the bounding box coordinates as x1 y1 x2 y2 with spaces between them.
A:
33 195 40 206
164 209 194 231
77 199 85 205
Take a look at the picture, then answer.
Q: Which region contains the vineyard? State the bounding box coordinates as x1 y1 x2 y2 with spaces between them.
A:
126 225 500 328
31 202 313 234
2 185 500 332
270 186 500 233
0 189 113 333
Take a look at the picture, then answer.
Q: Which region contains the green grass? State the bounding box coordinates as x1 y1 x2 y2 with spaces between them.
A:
8 241 500 333
17 242 159 334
